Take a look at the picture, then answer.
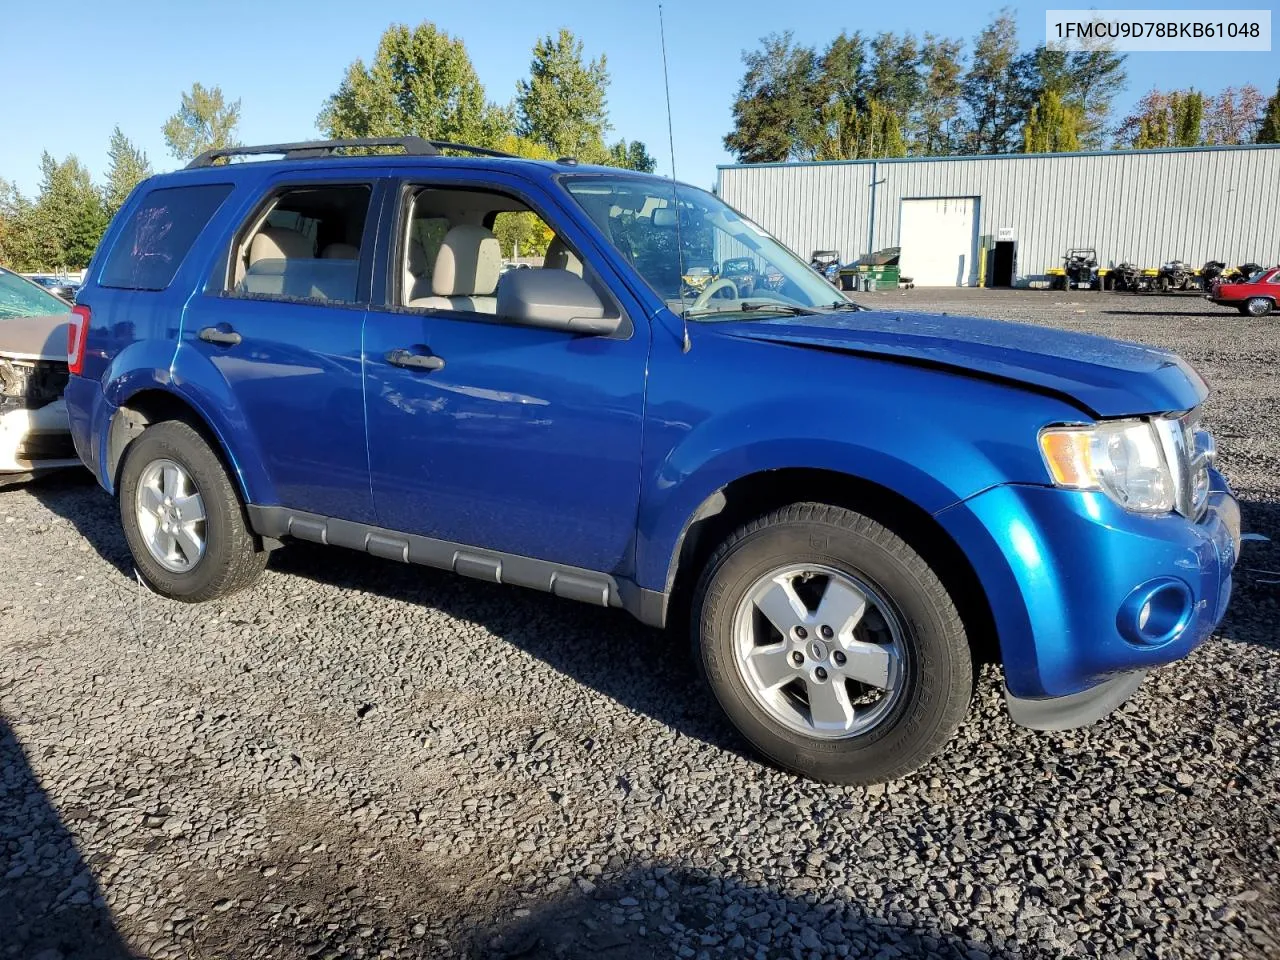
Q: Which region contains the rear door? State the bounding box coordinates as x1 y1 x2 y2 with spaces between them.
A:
181 172 385 522
361 170 650 575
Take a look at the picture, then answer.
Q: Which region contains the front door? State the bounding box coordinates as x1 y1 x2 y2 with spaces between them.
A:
182 174 384 522
362 173 649 575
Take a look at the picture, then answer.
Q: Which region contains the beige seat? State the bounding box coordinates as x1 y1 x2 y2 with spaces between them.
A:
410 224 501 313
543 236 583 277
249 225 312 264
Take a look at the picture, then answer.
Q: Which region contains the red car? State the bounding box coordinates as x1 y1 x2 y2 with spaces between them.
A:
1210 266 1280 316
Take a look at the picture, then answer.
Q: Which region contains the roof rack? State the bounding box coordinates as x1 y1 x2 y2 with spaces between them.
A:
185 136 516 169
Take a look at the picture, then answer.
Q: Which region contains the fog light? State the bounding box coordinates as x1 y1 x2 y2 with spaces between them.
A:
1118 578 1194 647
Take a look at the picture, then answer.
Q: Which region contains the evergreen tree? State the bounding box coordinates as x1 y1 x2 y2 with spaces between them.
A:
1258 80 1280 143
1023 90 1083 152
104 127 153 218
516 29 611 160
318 22 510 148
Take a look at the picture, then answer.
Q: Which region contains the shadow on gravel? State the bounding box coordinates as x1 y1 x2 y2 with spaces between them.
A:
469 863 1024 960
1220 495 1280 651
1100 308 1235 317
23 469 134 579
270 542 752 760
0 717 134 959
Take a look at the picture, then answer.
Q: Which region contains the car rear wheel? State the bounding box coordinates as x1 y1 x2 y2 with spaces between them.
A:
118 419 266 602
692 503 973 784
1245 297 1274 317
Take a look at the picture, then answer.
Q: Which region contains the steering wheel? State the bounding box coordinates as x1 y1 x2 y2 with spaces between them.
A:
691 277 740 310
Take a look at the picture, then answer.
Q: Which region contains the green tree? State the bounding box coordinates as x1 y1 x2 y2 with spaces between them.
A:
812 32 866 160
0 179 37 270
516 29 611 160
867 32 923 116
1117 89 1205 147
26 153 107 270
1172 90 1204 145
1031 45 1127 149
916 34 964 155
103 126 153 218
960 11 1038 154
607 139 657 172
1023 89 1083 152
1258 80 1280 143
319 22 510 148
724 32 823 163
162 82 241 161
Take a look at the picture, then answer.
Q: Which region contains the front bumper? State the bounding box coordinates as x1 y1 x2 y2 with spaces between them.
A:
0 399 80 473
937 470 1240 714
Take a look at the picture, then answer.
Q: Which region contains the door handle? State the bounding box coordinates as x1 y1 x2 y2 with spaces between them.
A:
199 326 242 347
386 348 445 372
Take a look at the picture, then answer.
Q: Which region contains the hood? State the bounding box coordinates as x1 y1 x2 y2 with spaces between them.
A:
715 309 1206 418
0 313 70 362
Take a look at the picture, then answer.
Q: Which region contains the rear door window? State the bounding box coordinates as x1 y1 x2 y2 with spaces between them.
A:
227 184 373 305
99 183 233 291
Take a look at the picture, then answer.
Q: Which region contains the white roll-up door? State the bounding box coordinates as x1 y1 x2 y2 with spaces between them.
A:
898 197 979 287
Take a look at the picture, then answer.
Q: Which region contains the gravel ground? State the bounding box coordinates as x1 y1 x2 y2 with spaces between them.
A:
1 289 1277 960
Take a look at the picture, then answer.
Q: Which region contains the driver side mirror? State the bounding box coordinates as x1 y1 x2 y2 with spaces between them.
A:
496 268 622 336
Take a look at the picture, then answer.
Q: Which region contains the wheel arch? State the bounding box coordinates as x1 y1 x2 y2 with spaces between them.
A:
106 387 261 505
661 467 1000 667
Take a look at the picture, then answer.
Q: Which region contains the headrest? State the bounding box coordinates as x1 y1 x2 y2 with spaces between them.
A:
320 243 359 260
250 226 312 263
652 207 678 228
432 225 501 297
543 236 583 277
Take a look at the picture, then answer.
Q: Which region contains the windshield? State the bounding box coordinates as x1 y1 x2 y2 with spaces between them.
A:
563 177 853 320
0 270 72 320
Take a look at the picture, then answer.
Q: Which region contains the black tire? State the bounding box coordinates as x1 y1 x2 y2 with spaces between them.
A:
118 419 266 602
1245 297 1274 317
691 503 973 784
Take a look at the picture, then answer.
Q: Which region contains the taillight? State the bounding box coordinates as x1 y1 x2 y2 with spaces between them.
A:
68 304 91 375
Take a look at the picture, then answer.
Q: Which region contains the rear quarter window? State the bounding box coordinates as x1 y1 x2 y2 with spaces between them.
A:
99 183 234 291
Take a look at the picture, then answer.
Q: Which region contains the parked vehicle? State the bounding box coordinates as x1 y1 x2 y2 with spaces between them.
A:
679 262 716 296
808 250 841 283
1208 265 1280 316
1201 260 1264 293
0 266 78 480
1111 259 1152 293
64 137 1241 784
1154 260 1196 293
719 257 761 298
1050 248 1098 290
27 275 80 303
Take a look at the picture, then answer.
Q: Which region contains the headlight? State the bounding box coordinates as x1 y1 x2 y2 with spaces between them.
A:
1039 419 1175 514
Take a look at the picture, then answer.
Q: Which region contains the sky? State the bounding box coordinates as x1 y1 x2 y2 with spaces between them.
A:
1 0 1277 195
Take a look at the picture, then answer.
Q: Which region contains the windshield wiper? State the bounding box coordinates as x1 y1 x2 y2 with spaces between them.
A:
683 301 813 319
823 300 866 311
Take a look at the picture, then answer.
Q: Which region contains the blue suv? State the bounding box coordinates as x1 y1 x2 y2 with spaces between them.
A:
63 137 1241 783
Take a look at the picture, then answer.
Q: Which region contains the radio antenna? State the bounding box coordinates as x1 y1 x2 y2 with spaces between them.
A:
658 1 691 353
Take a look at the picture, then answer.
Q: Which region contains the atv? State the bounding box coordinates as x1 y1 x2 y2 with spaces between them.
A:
1154 260 1196 293
1051 248 1098 290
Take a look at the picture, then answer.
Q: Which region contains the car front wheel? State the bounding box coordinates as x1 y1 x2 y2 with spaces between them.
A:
692 503 973 784
118 419 267 602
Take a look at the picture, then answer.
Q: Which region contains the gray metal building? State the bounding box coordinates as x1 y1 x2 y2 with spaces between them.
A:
716 144 1280 287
